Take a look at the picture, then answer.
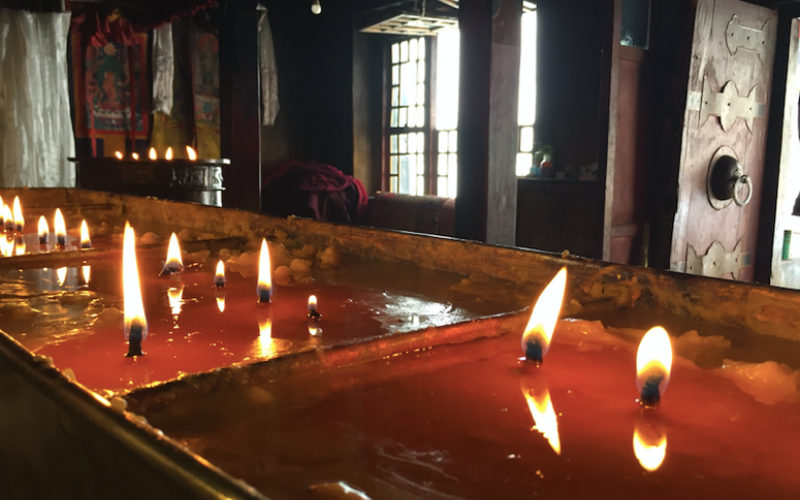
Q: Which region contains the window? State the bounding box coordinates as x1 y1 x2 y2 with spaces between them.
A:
387 38 429 196
384 10 538 197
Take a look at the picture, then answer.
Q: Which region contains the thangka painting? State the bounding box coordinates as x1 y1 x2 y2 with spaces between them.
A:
193 31 221 158
71 31 150 157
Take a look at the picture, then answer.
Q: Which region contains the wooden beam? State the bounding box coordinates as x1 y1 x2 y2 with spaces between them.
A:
219 0 261 212
598 0 622 261
455 0 521 245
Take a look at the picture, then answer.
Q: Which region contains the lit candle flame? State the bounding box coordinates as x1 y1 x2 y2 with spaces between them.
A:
82 265 91 284
115 151 124 160
123 222 148 356
3 205 13 232
38 216 49 244
521 268 567 362
12 196 24 233
149 147 157 160
80 220 92 249
132 152 139 160
168 283 184 317
186 146 197 160
162 233 184 274
308 295 318 311
56 267 67 286
636 327 673 405
257 238 272 302
215 260 226 287
14 237 25 256
165 147 173 160
521 377 561 455
54 208 67 247
633 428 667 471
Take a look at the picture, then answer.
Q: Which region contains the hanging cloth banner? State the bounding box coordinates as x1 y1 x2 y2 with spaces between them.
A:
70 11 150 157
152 23 175 115
259 10 279 126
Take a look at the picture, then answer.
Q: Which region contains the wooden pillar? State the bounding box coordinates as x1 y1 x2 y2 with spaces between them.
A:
455 0 521 244
219 0 261 212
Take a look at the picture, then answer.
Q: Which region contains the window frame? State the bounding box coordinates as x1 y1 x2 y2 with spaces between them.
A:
382 35 437 196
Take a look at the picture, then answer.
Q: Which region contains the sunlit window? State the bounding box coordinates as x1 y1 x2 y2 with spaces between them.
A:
385 9 538 197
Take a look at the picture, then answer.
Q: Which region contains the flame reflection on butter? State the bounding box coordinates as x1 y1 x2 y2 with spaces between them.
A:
1 237 13 257
13 196 24 232
257 307 276 356
123 222 148 342
149 147 157 160
82 265 91 284
521 376 561 455
38 216 49 244
308 322 318 336
636 327 673 404
54 208 67 246
633 427 667 471
80 220 92 249
162 233 184 274
521 268 567 362
168 283 185 317
257 238 272 302
14 237 25 256
56 267 67 286
216 290 226 312
132 152 139 160
186 145 197 160
165 147 173 160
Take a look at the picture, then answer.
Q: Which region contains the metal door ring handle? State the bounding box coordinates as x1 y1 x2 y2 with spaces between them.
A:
733 174 752 207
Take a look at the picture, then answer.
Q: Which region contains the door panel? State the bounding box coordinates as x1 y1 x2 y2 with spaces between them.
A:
670 0 777 281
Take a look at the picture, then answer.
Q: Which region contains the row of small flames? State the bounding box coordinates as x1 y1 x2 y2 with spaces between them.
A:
114 146 198 161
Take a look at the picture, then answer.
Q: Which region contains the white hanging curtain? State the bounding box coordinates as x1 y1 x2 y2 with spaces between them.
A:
259 10 279 126
0 8 75 188
152 22 174 115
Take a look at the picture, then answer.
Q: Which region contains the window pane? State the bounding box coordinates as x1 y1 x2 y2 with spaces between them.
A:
416 106 425 127
417 176 425 196
392 65 399 85
417 154 424 175
401 62 416 106
449 165 458 198
417 132 424 152
390 155 398 174
438 131 448 153
391 109 398 128
435 28 459 130
407 106 416 127
400 41 408 62
418 61 425 83
409 154 417 178
399 156 411 194
516 153 533 176
399 107 407 128
399 133 408 154
438 154 448 175
448 153 457 178
520 126 534 152
409 133 417 154
390 176 398 193
391 87 399 106
438 176 448 198
448 130 457 153
418 37 425 59
390 134 398 153
417 83 425 105
391 43 399 63
518 11 537 126
410 38 418 61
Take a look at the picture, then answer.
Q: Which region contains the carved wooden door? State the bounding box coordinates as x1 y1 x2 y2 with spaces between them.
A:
670 0 777 281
